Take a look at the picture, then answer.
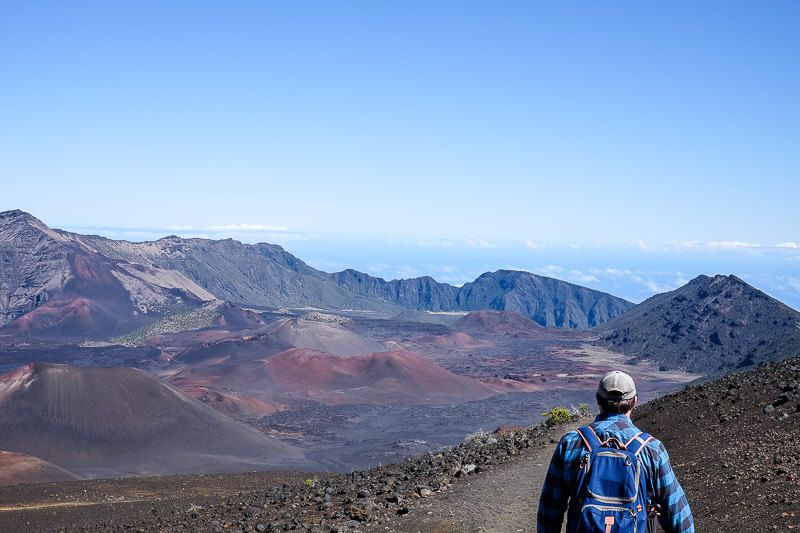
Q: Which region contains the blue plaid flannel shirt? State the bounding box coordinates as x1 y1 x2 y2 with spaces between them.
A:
537 413 694 532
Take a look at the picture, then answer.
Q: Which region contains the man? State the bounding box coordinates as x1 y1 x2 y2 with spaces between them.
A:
537 371 694 532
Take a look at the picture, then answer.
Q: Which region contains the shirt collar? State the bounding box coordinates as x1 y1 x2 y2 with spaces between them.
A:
594 413 633 424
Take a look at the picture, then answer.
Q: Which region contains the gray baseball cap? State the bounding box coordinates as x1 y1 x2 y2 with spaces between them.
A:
597 370 637 400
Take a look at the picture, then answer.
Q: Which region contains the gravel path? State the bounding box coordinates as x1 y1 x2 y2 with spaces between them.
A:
373 422 581 533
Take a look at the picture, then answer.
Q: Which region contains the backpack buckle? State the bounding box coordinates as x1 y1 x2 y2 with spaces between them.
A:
580 453 590 469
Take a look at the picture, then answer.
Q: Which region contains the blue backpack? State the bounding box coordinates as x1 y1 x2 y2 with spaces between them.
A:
568 425 653 533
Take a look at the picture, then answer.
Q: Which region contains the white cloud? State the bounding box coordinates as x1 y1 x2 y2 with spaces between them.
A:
601 268 633 277
390 265 424 279
412 239 455 248
165 225 196 231
569 270 599 283
788 278 800 293
672 240 753 250
162 223 290 233
706 241 760 249
207 223 290 232
777 242 800 249
636 239 651 251
535 264 565 277
525 240 547 250
465 238 497 249
643 280 673 293
366 262 389 273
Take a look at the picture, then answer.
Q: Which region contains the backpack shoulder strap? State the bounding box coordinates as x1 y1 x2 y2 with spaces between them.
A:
576 425 602 452
626 431 654 456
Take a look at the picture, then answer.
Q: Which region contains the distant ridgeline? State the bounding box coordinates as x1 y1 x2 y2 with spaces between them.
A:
0 209 632 338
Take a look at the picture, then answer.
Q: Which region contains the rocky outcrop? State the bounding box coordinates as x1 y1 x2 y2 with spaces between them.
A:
594 274 800 372
0 211 216 337
0 210 72 325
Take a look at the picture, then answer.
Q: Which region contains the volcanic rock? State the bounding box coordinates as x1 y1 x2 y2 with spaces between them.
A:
595 274 800 372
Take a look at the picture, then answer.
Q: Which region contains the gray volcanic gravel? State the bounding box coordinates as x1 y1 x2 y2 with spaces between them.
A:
6 417 581 532
262 391 593 471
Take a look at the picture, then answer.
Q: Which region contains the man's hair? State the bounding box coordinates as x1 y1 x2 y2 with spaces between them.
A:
596 393 635 414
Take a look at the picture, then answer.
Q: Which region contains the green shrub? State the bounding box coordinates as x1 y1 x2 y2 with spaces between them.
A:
574 403 591 417
541 406 573 427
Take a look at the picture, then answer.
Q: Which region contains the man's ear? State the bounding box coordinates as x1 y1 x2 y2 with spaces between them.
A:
630 396 637 412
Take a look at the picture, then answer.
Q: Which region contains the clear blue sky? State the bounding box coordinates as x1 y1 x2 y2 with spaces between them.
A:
2 1 798 306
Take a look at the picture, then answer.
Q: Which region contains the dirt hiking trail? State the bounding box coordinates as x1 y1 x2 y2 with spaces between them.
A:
372 421 583 533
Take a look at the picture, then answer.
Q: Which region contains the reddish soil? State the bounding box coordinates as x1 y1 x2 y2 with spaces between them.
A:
170 348 499 406
453 310 542 335
4 297 111 336
179 385 284 418
0 451 78 486
416 332 488 349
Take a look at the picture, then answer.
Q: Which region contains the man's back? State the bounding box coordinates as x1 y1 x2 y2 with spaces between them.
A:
537 413 694 533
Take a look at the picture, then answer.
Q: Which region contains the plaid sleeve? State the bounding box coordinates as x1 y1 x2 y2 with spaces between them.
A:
537 436 571 533
650 443 695 533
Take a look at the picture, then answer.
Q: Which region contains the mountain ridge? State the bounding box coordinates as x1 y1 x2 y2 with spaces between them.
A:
0 210 633 330
329 268 634 328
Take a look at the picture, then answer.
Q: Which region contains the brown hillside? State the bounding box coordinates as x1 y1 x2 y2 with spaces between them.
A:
635 356 800 530
0 363 313 477
0 451 79 485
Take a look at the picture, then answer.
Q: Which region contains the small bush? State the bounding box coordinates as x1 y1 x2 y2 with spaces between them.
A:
573 403 591 417
541 406 573 427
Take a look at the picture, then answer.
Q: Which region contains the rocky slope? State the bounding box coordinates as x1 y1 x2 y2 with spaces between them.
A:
0 363 313 476
0 210 215 338
635 355 800 531
595 274 800 373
